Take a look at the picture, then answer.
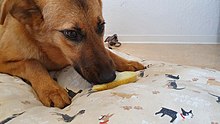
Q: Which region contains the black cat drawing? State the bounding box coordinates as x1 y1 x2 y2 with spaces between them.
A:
209 93 220 103
155 107 193 123
168 80 185 90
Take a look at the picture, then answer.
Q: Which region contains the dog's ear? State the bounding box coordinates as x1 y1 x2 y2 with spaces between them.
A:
0 0 14 24
98 0 102 7
0 0 43 26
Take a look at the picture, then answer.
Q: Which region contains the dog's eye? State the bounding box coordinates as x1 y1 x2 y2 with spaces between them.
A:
61 30 77 40
97 21 105 35
60 30 83 42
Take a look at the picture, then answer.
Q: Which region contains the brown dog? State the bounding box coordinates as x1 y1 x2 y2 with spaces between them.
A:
0 0 145 108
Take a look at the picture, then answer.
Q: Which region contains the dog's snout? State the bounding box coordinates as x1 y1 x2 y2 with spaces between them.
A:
98 71 116 84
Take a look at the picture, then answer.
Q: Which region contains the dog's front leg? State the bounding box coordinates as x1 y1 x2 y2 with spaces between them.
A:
107 50 145 71
0 59 70 108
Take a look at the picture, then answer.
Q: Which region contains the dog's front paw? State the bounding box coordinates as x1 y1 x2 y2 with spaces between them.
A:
126 61 145 71
117 60 145 72
36 84 71 108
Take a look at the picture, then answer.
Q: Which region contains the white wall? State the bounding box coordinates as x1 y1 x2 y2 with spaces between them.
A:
103 0 220 44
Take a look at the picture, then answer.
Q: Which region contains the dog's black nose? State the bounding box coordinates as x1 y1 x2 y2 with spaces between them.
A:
98 71 116 84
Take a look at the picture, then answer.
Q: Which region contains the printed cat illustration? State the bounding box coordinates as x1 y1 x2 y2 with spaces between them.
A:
168 80 185 90
165 74 180 80
155 107 193 123
99 114 114 124
209 93 220 103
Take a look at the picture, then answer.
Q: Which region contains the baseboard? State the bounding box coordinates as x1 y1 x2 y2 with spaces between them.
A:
104 35 220 44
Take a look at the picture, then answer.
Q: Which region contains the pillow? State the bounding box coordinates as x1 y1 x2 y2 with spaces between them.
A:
0 51 219 124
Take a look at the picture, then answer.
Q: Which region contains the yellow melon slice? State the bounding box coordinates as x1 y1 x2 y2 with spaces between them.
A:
92 71 138 91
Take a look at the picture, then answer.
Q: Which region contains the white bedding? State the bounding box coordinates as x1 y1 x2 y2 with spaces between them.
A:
0 51 220 124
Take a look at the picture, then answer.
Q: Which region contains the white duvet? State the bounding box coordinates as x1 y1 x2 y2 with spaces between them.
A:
0 51 220 124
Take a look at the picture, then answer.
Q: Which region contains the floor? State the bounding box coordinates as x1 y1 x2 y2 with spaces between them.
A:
114 44 220 71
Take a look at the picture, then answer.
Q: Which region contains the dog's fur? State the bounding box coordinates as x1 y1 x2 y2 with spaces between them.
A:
0 0 144 108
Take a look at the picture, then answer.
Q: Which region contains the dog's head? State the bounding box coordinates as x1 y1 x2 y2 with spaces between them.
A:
0 0 116 84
